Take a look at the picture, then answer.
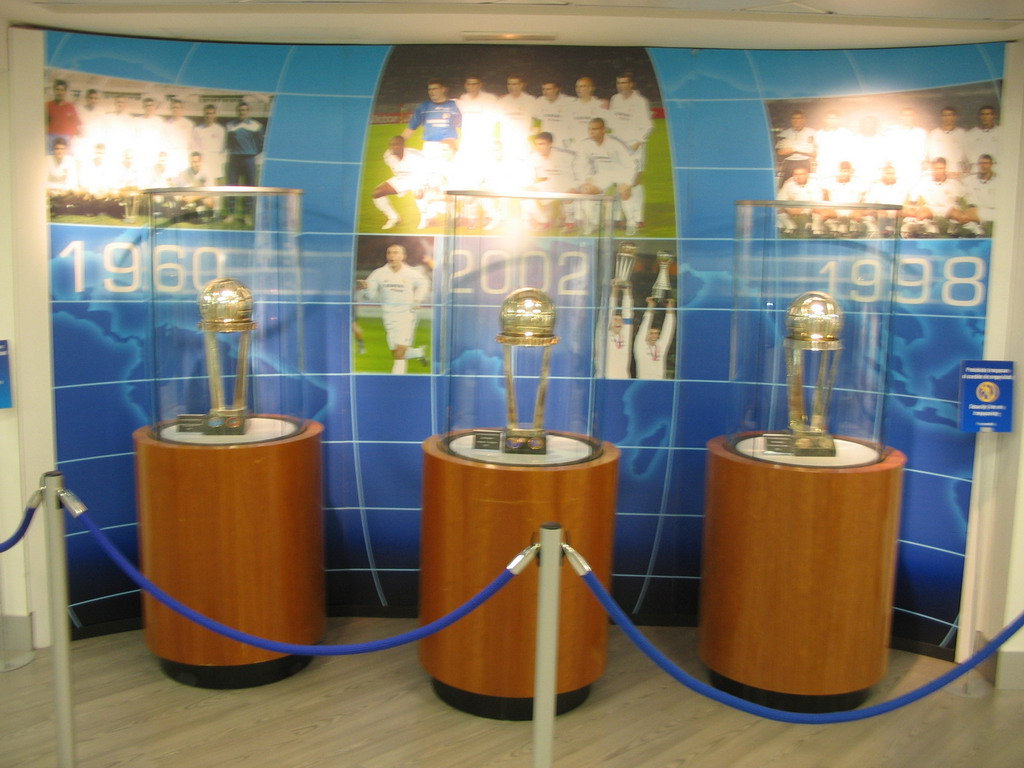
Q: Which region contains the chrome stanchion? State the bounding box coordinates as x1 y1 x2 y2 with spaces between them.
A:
43 471 84 768
532 523 562 768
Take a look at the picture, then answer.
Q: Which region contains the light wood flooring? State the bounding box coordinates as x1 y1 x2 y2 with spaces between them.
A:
4 618 1024 767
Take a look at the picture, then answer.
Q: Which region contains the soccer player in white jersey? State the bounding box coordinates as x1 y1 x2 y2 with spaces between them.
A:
77 89 106 159
133 97 165 170
862 164 909 237
820 161 866 235
574 117 638 234
926 106 969 177
163 98 195 176
776 165 827 235
497 74 537 169
960 153 997 236
884 107 928 186
191 104 227 184
456 75 500 173
634 297 675 380
452 75 503 227
102 95 136 163
851 115 887 184
966 105 999 173
357 244 430 374
566 76 609 150
607 72 652 232
905 157 967 237
606 278 635 379
775 109 815 182
813 110 854 180
524 132 578 231
46 137 79 216
532 80 576 148
371 135 429 230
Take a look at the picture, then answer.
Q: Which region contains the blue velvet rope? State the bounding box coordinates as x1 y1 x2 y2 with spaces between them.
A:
0 506 37 554
581 570 1024 724
79 513 515 656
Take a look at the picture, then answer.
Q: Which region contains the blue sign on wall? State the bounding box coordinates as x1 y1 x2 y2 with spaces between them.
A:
0 340 11 408
960 360 1013 432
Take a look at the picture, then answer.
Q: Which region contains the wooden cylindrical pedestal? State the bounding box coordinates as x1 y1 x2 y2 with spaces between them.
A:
698 435 905 712
134 421 325 688
419 435 619 720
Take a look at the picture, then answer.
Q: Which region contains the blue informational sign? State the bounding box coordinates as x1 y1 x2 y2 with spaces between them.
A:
960 360 1013 432
0 340 11 408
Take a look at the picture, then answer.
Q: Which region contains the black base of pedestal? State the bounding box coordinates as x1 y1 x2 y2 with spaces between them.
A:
158 655 312 689
431 678 590 720
708 669 870 713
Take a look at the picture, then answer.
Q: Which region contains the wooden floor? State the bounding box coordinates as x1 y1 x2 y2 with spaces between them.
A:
4 618 1024 767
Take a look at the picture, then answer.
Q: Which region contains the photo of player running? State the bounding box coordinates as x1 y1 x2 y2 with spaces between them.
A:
352 235 435 374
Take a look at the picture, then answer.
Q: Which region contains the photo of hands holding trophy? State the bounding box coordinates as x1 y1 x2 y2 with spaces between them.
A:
605 241 677 380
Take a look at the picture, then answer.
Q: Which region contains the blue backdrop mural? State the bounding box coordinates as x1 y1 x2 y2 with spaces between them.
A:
45 32 1002 650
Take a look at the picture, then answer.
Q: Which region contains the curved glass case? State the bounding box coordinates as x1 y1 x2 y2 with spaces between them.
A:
142 186 305 444
729 200 902 467
438 190 614 466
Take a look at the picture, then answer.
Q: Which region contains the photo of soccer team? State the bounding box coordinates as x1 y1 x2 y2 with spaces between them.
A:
770 83 1001 239
358 45 674 240
45 70 273 226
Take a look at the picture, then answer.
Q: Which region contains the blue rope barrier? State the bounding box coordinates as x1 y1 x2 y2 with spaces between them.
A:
78 513 515 656
581 570 1024 725
0 506 37 554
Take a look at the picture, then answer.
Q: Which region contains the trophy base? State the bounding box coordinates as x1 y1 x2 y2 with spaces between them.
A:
762 432 836 457
431 678 590 721
447 430 598 467
502 429 547 455
707 669 870 714
158 654 312 690
176 411 247 436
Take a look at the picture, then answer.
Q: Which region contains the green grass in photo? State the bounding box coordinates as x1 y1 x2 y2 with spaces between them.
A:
352 314 433 374
358 120 677 238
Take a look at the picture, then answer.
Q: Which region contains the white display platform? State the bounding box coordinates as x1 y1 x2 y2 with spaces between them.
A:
734 434 881 468
158 416 302 445
445 432 597 466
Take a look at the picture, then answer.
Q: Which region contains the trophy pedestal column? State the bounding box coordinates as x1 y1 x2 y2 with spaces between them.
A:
419 434 619 720
698 434 905 712
133 421 325 689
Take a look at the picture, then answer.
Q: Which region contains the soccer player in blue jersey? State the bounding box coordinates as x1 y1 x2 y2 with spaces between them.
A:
402 78 461 177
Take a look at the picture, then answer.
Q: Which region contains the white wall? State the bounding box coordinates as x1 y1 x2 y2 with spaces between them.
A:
963 40 1024 689
1 26 56 648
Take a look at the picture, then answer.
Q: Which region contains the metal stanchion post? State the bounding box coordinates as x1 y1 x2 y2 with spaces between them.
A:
533 523 562 768
43 471 78 768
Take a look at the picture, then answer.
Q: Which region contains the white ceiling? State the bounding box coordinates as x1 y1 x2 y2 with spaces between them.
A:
4 0 1024 49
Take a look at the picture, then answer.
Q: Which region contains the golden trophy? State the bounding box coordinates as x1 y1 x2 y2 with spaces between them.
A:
496 287 559 455
614 241 637 287
651 250 675 306
177 277 256 435
764 290 843 457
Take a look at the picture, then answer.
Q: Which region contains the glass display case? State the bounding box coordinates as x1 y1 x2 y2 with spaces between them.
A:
142 186 305 444
728 200 902 468
420 189 622 717
436 190 615 466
